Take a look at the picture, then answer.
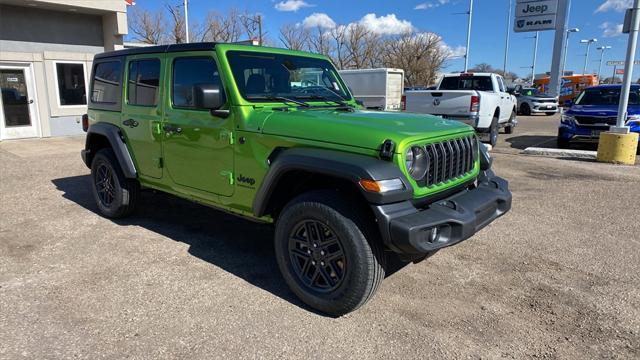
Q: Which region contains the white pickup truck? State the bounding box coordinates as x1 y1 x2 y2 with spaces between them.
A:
404 72 517 146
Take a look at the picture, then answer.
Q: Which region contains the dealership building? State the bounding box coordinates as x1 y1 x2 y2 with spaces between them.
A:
0 0 129 140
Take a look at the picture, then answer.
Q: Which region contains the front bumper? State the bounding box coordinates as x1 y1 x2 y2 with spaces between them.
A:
372 170 512 254
530 104 558 113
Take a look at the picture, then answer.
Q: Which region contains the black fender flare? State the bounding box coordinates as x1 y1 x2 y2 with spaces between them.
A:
82 123 137 179
252 147 413 217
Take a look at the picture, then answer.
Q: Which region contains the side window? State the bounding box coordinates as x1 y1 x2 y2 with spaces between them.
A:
91 61 121 104
128 59 161 106
172 57 225 109
497 77 506 92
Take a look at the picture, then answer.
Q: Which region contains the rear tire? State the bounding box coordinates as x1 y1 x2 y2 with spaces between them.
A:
504 110 516 134
274 190 385 316
90 148 139 218
483 115 499 147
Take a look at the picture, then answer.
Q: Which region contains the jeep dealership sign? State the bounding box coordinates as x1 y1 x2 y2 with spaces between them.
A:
514 0 558 33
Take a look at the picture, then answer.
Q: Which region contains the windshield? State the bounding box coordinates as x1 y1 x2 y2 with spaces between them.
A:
439 76 493 91
522 88 543 96
575 87 640 106
226 51 351 104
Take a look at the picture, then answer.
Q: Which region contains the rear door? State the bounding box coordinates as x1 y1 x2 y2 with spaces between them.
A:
162 53 234 197
121 54 164 179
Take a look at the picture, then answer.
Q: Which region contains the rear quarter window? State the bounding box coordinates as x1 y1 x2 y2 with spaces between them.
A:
89 59 123 111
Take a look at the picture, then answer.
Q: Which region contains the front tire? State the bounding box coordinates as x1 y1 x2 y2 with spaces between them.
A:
274 190 385 316
557 130 570 149
90 148 139 218
520 103 531 116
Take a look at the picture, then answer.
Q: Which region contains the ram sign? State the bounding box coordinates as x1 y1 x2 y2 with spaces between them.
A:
514 0 558 33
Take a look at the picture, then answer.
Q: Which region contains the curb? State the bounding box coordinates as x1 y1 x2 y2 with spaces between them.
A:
521 147 597 159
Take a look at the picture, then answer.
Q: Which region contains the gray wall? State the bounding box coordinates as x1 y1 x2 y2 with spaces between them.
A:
0 5 104 49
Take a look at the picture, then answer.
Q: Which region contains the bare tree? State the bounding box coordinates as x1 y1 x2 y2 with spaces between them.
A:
382 32 449 86
128 8 165 44
240 12 265 45
307 26 333 55
201 9 243 43
470 63 494 72
279 24 309 51
165 3 186 44
329 25 351 69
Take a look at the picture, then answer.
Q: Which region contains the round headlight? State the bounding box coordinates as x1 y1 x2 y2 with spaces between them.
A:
405 146 428 181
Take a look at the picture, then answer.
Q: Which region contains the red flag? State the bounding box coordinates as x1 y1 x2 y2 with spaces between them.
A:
125 0 135 5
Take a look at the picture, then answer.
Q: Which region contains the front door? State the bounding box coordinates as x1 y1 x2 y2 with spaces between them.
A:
0 64 40 139
162 54 234 197
121 55 164 179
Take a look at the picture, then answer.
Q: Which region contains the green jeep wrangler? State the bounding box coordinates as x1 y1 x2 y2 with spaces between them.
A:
81 42 511 316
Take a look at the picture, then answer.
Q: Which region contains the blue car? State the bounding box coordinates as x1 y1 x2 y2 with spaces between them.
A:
558 84 640 148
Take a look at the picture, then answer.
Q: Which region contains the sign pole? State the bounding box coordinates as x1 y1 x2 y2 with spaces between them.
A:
615 0 640 131
464 0 474 72
548 0 570 98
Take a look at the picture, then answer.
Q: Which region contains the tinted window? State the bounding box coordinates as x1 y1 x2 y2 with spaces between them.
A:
172 57 224 108
440 76 493 91
128 59 160 106
226 51 350 103
91 61 121 104
56 63 86 106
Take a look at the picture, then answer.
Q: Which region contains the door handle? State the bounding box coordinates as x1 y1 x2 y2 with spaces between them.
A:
28 99 34 104
163 124 182 134
122 119 139 128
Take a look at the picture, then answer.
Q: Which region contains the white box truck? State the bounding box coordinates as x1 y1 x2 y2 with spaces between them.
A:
339 68 405 111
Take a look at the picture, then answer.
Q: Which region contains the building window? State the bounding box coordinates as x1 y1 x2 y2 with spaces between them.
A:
55 63 86 106
128 59 161 106
91 61 121 104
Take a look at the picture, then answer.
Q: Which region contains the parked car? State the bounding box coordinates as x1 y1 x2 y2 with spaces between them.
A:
338 68 404 111
513 86 559 116
404 72 517 146
558 84 640 148
81 43 512 316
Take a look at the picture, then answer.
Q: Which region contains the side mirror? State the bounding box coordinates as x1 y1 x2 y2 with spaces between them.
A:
194 83 225 110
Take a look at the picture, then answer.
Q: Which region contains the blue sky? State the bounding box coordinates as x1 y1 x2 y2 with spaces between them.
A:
128 0 638 78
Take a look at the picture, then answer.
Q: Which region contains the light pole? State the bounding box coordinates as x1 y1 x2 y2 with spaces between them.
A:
463 0 474 72
183 0 189 43
531 31 539 85
562 28 579 75
503 0 512 77
596 46 612 80
580 38 597 74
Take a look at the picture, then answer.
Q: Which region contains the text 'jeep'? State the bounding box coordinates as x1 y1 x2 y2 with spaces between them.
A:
81 43 512 316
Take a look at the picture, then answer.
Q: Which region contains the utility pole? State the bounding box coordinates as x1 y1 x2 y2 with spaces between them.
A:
562 28 579 76
503 0 511 77
596 46 612 80
258 14 263 45
184 0 189 43
464 0 474 72
531 31 539 85
580 38 597 74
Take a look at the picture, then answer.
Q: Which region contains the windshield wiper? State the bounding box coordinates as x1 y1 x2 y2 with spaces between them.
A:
295 94 353 108
245 95 310 107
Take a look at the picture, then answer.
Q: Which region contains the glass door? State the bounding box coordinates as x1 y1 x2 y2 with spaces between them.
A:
0 64 40 139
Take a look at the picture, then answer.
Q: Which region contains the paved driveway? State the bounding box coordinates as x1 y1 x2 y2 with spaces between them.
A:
1 135 638 359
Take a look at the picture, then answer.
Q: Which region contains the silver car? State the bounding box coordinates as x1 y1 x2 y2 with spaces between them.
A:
514 87 559 116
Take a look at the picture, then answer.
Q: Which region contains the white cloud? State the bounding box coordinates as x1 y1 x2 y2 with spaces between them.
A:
358 13 415 35
275 0 313 12
443 43 466 58
415 0 449 10
302 13 336 29
596 0 632 12
600 21 623 37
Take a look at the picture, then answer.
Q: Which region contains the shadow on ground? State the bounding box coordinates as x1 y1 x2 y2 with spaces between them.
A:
51 175 412 316
504 135 556 150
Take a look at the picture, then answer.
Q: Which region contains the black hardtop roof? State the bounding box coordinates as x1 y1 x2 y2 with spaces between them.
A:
94 42 219 60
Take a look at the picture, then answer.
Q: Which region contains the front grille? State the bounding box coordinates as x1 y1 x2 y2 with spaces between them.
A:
575 116 617 125
420 135 477 187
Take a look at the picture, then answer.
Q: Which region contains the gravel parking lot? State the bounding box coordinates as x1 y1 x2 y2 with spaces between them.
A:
1 115 639 359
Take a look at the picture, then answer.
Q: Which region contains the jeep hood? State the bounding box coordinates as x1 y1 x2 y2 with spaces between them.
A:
257 108 473 151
